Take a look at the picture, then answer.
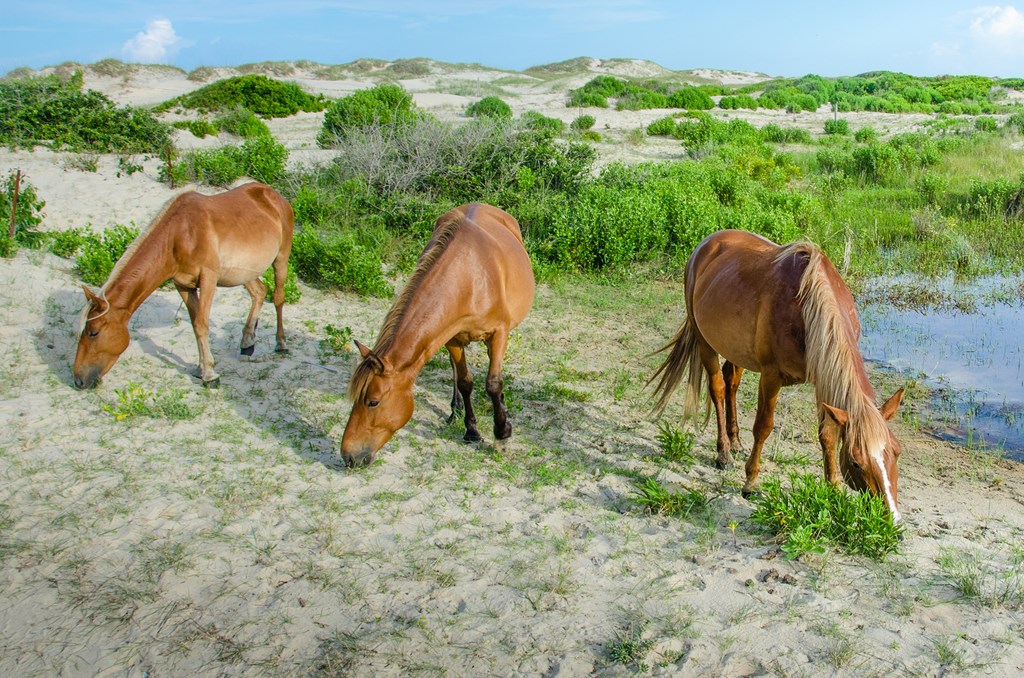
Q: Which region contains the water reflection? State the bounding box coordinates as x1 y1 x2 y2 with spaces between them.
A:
859 276 1024 461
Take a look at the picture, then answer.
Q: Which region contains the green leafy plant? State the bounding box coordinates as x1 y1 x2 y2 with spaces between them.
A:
319 324 354 356
570 114 595 132
824 118 851 135
75 223 139 286
632 477 709 517
102 381 153 421
749 472 903 560
0 170 46 256
317 83 417 147
261 265 301 304
654 420 696 468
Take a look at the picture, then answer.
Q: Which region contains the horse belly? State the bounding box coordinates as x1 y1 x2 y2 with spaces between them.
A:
217 251 277 287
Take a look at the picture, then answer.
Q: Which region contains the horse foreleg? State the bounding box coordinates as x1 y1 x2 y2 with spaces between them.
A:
447 342 480 442
240 278 267 357
484 331 512 440
192 270 219 387
818 408 842 485
445 342 464 421
271 255 288 353
723 361 745 453
743 374 782 497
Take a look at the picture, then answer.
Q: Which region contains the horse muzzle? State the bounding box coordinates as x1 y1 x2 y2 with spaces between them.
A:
73 367 101 390
342 447 376 468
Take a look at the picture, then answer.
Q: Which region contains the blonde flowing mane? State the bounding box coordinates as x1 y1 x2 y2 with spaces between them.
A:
348 211 466 402
788 243 889 450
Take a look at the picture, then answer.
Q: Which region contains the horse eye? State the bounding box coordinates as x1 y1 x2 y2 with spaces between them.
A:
851 459 863 470
367 399 380 408
88 329 100 338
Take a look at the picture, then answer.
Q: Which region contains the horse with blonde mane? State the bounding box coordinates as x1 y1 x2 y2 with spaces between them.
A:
649 230 905 521
341 202 535 467
73 182 293 389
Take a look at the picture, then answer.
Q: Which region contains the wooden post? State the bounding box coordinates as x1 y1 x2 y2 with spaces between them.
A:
7 169 21 240
166 145 175 189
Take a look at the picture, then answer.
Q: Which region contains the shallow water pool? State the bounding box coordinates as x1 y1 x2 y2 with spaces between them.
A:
859 276 1024 461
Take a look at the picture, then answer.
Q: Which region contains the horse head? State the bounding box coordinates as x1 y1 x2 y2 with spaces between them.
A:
823 388 905 523
72 285 130 390
340 340 415 467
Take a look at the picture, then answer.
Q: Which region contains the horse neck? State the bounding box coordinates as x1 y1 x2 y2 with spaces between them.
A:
102 232 175 316
377 284 455 376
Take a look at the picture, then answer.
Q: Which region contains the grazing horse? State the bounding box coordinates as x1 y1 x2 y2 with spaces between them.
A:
649 230 905 522
341 202 535 467
73 182 293 389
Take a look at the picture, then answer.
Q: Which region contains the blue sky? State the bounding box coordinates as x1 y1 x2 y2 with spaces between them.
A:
4 1 1024 78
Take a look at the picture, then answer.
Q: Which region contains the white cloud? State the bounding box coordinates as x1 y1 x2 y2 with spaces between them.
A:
968 5 1024 52
121 18 181 63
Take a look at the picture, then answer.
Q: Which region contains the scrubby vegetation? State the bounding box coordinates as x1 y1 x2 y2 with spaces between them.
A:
0 71 171 152
465 96 512 120
154 74 326 117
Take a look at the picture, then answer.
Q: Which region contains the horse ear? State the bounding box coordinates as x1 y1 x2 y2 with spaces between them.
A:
880 388 905 421
822 403 849 428
354 339 384 374
81 284 100 304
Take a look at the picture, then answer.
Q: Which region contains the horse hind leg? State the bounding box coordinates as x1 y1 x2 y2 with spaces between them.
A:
271 254 288 354
240 278 268 357
485 331 513 441
447 342 481 442
723 361 745 453
699 346 732 470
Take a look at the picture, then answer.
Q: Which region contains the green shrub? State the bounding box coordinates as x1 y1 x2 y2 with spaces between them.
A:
749 472 903 560
975 116 998 133
173 119 220 138
633 477 709 517
668 87 715 110
0 170 46 254
317 83 417 147
0 71 171 153
520 110 565 135
718 94 759 110
566 90 608 108
215 107 272 139
262 264 301 303
48 226 88 258
157 74 326 117
163 135 287 187
854 126 878 143
1007 111 1024 134
570 114 596 131
76 223 140 285
824 118 851 135
289 228 392 297
760 124 812 144
466 96 512 120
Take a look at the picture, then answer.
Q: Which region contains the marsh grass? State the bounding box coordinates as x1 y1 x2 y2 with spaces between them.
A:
936 547 1024 608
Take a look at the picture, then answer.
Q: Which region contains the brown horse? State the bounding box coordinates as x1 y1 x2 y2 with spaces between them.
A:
649 230 905 522
341 202 535 467
73 182 293 389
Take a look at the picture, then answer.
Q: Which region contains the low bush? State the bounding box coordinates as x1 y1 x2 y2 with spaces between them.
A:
570 114 596 131
0 71 171 153
520 111 565 135
0 170 46 256
824 118 851 135
289 228 391 297
317 83 418 147
161 135 288 187
466 96 512 120
156 74 326 117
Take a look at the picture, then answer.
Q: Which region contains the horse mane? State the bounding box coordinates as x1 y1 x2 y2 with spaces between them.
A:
348 210 466 402
77 192 184 328
787 242 889 450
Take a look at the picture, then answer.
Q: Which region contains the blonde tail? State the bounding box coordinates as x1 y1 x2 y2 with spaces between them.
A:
647 317 708 428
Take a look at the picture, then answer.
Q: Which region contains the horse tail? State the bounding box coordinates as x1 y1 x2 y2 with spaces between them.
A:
647 316 707 427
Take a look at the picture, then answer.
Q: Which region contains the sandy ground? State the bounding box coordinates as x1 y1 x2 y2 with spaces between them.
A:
1 58 1023 677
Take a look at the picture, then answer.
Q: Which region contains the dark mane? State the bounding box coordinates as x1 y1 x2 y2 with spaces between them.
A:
348 210 467 402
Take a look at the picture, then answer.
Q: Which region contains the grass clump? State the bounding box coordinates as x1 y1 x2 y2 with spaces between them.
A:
749 472 903 560
654 420 696 469
633 477 709 517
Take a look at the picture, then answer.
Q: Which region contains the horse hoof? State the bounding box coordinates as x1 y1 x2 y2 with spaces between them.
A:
203 377 221 390
494 424 512 440
714 459 732 471
275 347 289 355
741 487 758 499
240 344 255 357
463 429 482 443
